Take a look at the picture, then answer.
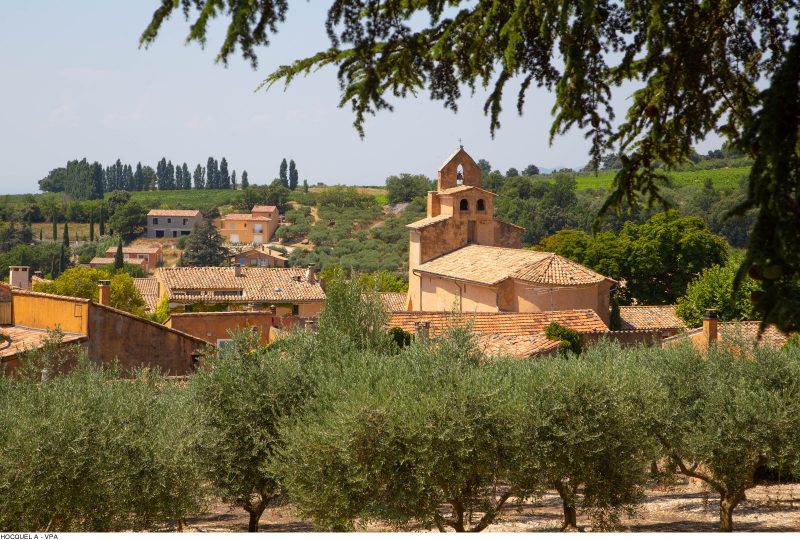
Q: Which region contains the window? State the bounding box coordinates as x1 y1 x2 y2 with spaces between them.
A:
239 257 246 265
183 218 188 225
477 199 486 212
254 224 263 233
216 338 234 357
459 199 469 212
155 230 164 238
172 231 178 238
167 218 172 224
180 230 190 236
152 217 159 225
292 305 300 316
229 223 235 230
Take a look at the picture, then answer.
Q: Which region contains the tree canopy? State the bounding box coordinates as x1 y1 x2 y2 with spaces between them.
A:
140 0 799 330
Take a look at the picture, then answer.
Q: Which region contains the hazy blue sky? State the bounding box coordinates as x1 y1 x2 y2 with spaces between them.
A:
1 2 721 194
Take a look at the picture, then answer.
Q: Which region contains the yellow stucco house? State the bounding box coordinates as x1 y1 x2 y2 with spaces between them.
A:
406 147 616 325
217 205 280 245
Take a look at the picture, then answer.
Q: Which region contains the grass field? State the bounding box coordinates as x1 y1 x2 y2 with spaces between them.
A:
125 189 241 208
574 166 750 190
32 222 95 242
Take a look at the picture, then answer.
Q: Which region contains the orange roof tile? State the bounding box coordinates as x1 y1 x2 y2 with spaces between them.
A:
105 246 161 255
438 185 496 196
365 292 408 313
719 321 791 348
251 205 278 213
90 257 146 266
620 305 685 331
0 326 86 359
156 267 326 304
387 309 608 336
406 215 451 230
477 333 561 358
147 209 202 217
222 214 271 221
133 278 161 312
415 245 612 286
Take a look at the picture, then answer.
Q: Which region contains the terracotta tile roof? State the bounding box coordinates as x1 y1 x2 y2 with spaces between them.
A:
251 205 277 213
222 214 271 221
387 309 608 336
620 305 685 331
90 257 146 266
415 245 612 286
133 278 161 312
719 321 790 348
156 267 326 304
229 247 289 260
0 326 86 359
438 185 495 196
31 275 51 286
147 209 201 217
365 292 408 313
477 333 561 358
406 215 451 230
105 246 161 255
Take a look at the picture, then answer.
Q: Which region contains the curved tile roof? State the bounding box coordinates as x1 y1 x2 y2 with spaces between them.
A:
415 245 612 286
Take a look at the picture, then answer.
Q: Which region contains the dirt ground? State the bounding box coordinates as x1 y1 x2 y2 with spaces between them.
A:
179 480 800 532
128 237 183 268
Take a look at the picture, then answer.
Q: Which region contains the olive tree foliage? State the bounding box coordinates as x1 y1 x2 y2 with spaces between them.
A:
140 0 799 330
189 330 314 532
275 328 539 532
644 343 800 532
513 343 658 531
0 355 204 531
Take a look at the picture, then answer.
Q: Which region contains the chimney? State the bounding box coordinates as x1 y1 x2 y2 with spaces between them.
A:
98 280 111 306
305 265 316 284
234 264 243 277
703 309 718 347
9 266 31 290
414 320 430 341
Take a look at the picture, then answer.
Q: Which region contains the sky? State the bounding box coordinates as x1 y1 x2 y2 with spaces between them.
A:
0 2 722 194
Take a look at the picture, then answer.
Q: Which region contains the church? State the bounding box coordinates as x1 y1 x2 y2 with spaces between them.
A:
406 147 615 325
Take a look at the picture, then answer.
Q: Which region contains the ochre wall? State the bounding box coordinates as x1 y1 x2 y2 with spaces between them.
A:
168 311 274 345
87 304 206 375
12 293 89 335
418 275 499 312
437 148 482 190
513 281 612 324
298 302 323 317
220 218 279 244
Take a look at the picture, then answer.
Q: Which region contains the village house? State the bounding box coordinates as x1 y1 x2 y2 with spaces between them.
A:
217 205 280 245
229 245 288 268
89 256 149 272
388 309 609 358
104 246 162 268
0 269 206 375
406 147 616 324
145 265 325 316
663 310 792 351
146 209 202 238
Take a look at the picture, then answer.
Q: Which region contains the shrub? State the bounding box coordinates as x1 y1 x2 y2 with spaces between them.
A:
545 322 583 356
0 360 204 531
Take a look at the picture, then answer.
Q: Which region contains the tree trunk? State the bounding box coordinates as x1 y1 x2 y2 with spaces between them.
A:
554 480 579 531
247 505 266 533
719 497 736 532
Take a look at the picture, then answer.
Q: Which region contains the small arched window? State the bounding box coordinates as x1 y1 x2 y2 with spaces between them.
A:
476 199 486 212
456 164 464 185
459 199 469 212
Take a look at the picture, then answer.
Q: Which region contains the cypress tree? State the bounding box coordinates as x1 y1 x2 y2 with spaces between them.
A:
241 170 249 189
610 294 622 331
99 207 105 236
219 157 231 189
114 237 124 270
182 163 191 189
52 214 57 241
279 158 288 188
289 160 298 190
63 222 70 248
206 157 216 189
231 170 237 190
39 229 43 241
193 164 205 189
303 179 309 193
89 210 95 242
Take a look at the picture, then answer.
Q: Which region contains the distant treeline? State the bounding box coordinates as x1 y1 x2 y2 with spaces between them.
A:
38 157 252 200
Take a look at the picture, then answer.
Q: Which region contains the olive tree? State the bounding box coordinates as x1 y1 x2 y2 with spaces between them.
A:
0 357 204 531
276 329 541 532
189 330 314 532
512 343 658 530
646 343 800 532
